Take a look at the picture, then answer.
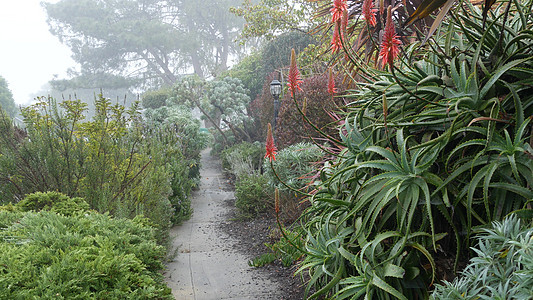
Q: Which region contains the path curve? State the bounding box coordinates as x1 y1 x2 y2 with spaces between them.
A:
164 149 284 300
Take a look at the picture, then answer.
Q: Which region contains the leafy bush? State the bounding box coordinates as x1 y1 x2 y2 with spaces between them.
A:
432 215 533 299
221 141 264 177
142 87 172 109
263 142 323 223
16 191 90 216
263 142 323 192
143 105 209 224
0 210 172 299
221 51 265 101
234 173 272 218
0 95 205 242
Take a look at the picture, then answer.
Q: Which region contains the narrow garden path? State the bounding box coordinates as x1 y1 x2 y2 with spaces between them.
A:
164 148 284 300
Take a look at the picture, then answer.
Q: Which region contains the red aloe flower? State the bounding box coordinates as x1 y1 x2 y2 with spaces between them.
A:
330 23 343 53
379 6 401 69
341 9 348 36
265 123 277 162
287 48 303 97
330 0 347 23
362 0 377 27
328 68 337 96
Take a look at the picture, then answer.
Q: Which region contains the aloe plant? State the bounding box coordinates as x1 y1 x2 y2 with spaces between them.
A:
296 0 533 298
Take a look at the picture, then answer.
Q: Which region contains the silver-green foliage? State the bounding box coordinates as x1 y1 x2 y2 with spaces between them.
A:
431 215 533 299
221 141 264 179
263 142 324 192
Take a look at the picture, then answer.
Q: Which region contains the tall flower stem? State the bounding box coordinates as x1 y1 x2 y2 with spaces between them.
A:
275 203 313 257
336 21 377 82
293 95 345 147
269 160 311 197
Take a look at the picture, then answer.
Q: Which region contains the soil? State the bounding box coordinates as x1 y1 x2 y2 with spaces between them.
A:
218 197 306 300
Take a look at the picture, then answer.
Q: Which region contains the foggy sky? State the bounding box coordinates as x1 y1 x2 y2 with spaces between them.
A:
0 0 76 105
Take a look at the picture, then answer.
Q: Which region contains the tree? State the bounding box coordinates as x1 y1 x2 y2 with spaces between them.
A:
43 0 244 90
169 75 251 146
230 0 320 44
203 77 251 142
177 0 245 76
0 76 17 118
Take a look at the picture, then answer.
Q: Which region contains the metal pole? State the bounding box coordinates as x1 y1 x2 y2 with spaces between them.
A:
273 95 279 136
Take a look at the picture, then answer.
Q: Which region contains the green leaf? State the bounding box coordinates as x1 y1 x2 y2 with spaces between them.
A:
480 57 533 100
403 0 453 27
371 272 408 300
384 263 406 279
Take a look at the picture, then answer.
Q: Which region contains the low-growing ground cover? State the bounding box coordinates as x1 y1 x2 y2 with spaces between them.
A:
0 196 172 299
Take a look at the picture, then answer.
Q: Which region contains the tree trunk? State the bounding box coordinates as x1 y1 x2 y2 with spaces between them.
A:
140 52 175 86
191 52 204 78
192 99 227 146
148 48 177 84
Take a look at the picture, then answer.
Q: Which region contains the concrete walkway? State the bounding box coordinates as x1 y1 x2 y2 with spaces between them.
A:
164 149 283 300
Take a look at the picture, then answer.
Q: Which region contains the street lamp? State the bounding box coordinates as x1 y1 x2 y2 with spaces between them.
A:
270 79 282 131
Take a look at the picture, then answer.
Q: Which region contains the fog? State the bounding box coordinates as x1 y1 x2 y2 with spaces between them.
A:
0 0 76 105
1 0 253 108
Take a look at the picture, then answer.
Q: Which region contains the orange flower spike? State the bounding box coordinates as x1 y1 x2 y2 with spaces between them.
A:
379 6 401 69
341 9 348 37
287 49 303 97
362 0 377 27
328 68 337 96
330 0 347 23
265 123 277 162
330 24 343 53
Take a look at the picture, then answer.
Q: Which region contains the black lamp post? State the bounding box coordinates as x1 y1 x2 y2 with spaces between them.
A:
270 79 282 131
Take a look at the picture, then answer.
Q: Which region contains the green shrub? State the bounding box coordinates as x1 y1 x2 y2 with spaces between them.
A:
234 173 272 217
221 141 264 177
16 191 90 216
431 215 533 299
263 142 323 192
142 87 172 109
0 95 206 242
0 210 172 299
143 105 209 225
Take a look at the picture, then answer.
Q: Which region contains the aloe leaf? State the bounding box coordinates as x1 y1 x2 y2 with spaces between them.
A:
335 276 367 300
403 0 453 27
366 146 401 169
414 178 436 249
371 272 408 300
480 57 533 99
407 242 436 284
384 263 406 279
423 0 456 44
489 182 533 199
483 162 499 222
316 198 352 208
309 263 345 299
